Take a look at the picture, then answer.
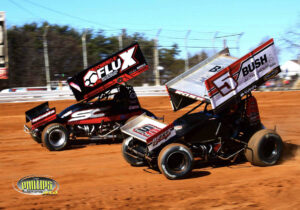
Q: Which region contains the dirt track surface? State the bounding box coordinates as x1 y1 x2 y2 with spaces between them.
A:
0 91 300 209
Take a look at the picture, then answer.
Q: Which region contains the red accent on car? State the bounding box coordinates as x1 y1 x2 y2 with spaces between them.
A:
213 143 221 152
245 96 261 125
31 114 57 130
146 123 174 144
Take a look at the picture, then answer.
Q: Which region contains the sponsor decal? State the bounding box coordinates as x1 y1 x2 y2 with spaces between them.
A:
67 43 148 101
68 108 109 122
235 47 277 83
150 127 172 147
207 41 276 95
263 68 280 81
83 46 137 87
174 90 205 101
205 39 280 110
133 124 161 138
241 54 268 77
146 124 176 151
13 176 59 195
31 114 56 130
32 109 56 124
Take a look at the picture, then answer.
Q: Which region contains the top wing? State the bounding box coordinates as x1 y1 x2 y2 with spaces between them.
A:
166 48 237 111
205 38 280 111
67 42 149 101
165 38 280 112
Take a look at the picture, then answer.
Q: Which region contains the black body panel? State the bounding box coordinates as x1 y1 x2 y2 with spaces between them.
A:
67 43 149 101
173 112 231 143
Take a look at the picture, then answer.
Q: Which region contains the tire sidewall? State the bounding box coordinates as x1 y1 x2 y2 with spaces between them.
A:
42 123 69 151
246 129 283 166
158 144 193 179
257 132 283 165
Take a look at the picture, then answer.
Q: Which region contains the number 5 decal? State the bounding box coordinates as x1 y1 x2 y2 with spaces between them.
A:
212 72 238 96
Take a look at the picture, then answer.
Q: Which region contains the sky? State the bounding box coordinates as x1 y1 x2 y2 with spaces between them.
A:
2 0 300 64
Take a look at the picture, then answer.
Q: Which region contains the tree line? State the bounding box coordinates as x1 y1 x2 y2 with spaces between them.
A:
0 22 208 90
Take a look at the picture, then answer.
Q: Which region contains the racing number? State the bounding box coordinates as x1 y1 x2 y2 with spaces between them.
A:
212 72 238 96
209 65 221 72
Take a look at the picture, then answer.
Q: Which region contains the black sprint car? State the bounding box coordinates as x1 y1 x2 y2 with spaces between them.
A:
24 43 156 151
121 39 283 179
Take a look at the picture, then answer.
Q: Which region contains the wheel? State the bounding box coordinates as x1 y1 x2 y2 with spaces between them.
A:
30 132 41 143
245 129 283 166
42 123 69 151
121 137 147 166
158 143 194 180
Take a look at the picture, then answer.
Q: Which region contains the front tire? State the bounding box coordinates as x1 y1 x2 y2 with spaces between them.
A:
158 143 193 180
245 129 283 166
122 137 147 166
42 123 69 151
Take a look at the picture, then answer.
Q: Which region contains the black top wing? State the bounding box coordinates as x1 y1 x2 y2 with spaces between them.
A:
67 42 149 101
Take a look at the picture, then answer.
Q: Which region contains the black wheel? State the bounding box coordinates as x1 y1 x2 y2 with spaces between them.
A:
245 129 283 166
158 143 193 180
42 123 69 151
30 132 41 143
122 137 147 166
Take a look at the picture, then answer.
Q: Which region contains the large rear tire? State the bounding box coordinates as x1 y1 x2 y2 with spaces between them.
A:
245 129 283 166
158 143 193 180
122 137 147 166
42 123 69 151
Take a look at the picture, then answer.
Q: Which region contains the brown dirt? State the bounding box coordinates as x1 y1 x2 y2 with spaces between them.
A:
0 91 300 209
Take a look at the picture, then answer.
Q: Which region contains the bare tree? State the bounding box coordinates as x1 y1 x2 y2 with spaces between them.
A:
282 20 300 62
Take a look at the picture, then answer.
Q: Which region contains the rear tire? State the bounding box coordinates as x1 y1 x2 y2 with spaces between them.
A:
42 123 69 151
158 143 193 180
122 137 147 166
245 129 283 166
